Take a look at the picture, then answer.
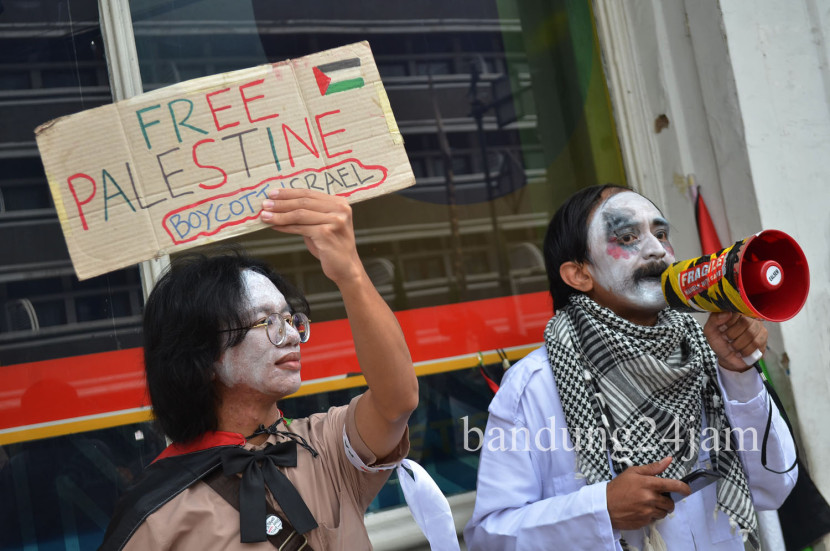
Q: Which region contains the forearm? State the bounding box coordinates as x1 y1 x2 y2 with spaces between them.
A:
257 188 417 431
338 269 417 422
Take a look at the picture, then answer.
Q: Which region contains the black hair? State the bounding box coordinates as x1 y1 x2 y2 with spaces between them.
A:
543 184 629 312
142 246 309 443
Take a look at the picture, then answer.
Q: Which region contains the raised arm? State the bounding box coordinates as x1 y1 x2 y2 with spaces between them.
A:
260 188 417 459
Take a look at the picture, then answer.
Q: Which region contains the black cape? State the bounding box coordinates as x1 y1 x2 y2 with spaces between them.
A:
98 446 232 551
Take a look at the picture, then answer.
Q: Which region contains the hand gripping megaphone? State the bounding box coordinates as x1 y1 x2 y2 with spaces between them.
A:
661 230 810 322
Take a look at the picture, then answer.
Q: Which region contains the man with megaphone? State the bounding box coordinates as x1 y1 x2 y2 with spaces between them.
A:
465 185 797 550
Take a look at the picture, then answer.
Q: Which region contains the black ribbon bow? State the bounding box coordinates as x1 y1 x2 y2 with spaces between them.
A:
220 441 318 542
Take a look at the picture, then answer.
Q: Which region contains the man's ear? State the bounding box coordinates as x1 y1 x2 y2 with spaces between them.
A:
560 261 593 292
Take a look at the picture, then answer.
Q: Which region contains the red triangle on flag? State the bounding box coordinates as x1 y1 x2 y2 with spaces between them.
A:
695 188 724 255
313 66 331 96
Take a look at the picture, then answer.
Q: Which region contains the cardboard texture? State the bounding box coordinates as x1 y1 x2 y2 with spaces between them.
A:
35 41 414 280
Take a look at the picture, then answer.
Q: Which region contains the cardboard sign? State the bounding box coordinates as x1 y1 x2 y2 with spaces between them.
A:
35 41 413 280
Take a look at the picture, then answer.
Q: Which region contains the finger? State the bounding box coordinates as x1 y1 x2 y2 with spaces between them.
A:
723 312 743 327
632 456 673 476
264 222 336 239
654 494 676 515
703 315 725 346
262 196 346 217
264 188 347 211
707 312 732 329
725 320 760 351
716 312 743 335
653 510 669 521
721 315 756 340
265 187 334 201
725 321 767 362
714 313 744 350
704 312 733 343
653 478 691 497
260 208 340 227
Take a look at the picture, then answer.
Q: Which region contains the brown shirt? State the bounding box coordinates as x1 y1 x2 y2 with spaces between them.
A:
124 395 409 550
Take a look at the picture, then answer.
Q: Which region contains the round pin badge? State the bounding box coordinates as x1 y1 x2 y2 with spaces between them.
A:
265 514 283 536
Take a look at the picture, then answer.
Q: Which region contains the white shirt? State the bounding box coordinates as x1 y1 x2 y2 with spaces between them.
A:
464 347 798 550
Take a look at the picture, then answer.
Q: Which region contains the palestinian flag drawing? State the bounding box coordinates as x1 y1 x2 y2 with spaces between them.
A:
313 58 364 96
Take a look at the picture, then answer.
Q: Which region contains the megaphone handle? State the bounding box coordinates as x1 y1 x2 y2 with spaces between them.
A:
753 361 799 475
742 349 763 365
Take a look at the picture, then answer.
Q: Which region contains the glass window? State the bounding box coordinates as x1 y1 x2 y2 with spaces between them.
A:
0 0 628 540
128 0 625 511
0 2 151 548
0 1 144 366
0 424 167 550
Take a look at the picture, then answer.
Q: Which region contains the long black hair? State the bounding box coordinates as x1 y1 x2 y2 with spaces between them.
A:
543 184 628 312
142 247 309 443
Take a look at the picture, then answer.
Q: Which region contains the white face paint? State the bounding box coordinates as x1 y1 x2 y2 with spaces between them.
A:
586 191 676 315
215 270 302 398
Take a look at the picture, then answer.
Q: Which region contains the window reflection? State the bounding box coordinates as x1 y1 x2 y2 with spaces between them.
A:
0 0 143 367
130 0 619 321
0 0 628 546
1 2 150 545
0 423 167 550
128 0 624 513
280 366 495 512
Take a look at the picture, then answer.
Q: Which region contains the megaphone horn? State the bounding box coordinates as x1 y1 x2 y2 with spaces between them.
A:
661 230 810 322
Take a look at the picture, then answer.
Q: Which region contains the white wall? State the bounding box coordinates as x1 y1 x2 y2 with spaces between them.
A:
717 0 830 493
595 0 830 547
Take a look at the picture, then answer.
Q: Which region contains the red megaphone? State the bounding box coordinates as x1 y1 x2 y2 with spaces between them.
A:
661 230 810 322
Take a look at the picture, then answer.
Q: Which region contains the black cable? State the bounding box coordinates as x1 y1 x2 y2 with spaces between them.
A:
753 362 798 474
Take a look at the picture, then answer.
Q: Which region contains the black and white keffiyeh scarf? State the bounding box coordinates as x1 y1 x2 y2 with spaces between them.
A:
545 294 758 549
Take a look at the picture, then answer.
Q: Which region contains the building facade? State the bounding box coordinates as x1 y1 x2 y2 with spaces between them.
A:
1 0 828 549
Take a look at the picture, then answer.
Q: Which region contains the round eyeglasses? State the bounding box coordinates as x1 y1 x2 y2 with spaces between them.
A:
223 312 310 346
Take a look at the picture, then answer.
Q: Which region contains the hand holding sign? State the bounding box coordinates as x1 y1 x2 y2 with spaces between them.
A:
262 191 416 462
260 189 363 286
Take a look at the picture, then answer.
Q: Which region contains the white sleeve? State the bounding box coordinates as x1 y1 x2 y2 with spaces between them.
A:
397 459 461 551
717 366 798 510
463 409 621 551
341 425 398 473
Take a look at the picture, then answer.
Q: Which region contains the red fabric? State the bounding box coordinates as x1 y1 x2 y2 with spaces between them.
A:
695 189 724 255
153 431 245 462
153 409 286 462
478 366 501 395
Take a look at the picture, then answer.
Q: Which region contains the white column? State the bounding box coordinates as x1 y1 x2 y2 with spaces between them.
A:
595 0 830 546
717 2 830 545
98 0 170 298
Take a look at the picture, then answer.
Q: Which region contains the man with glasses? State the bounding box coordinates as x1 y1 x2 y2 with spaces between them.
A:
101 189 418 550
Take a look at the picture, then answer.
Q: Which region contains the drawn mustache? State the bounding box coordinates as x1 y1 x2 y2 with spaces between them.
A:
633 261 669 281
